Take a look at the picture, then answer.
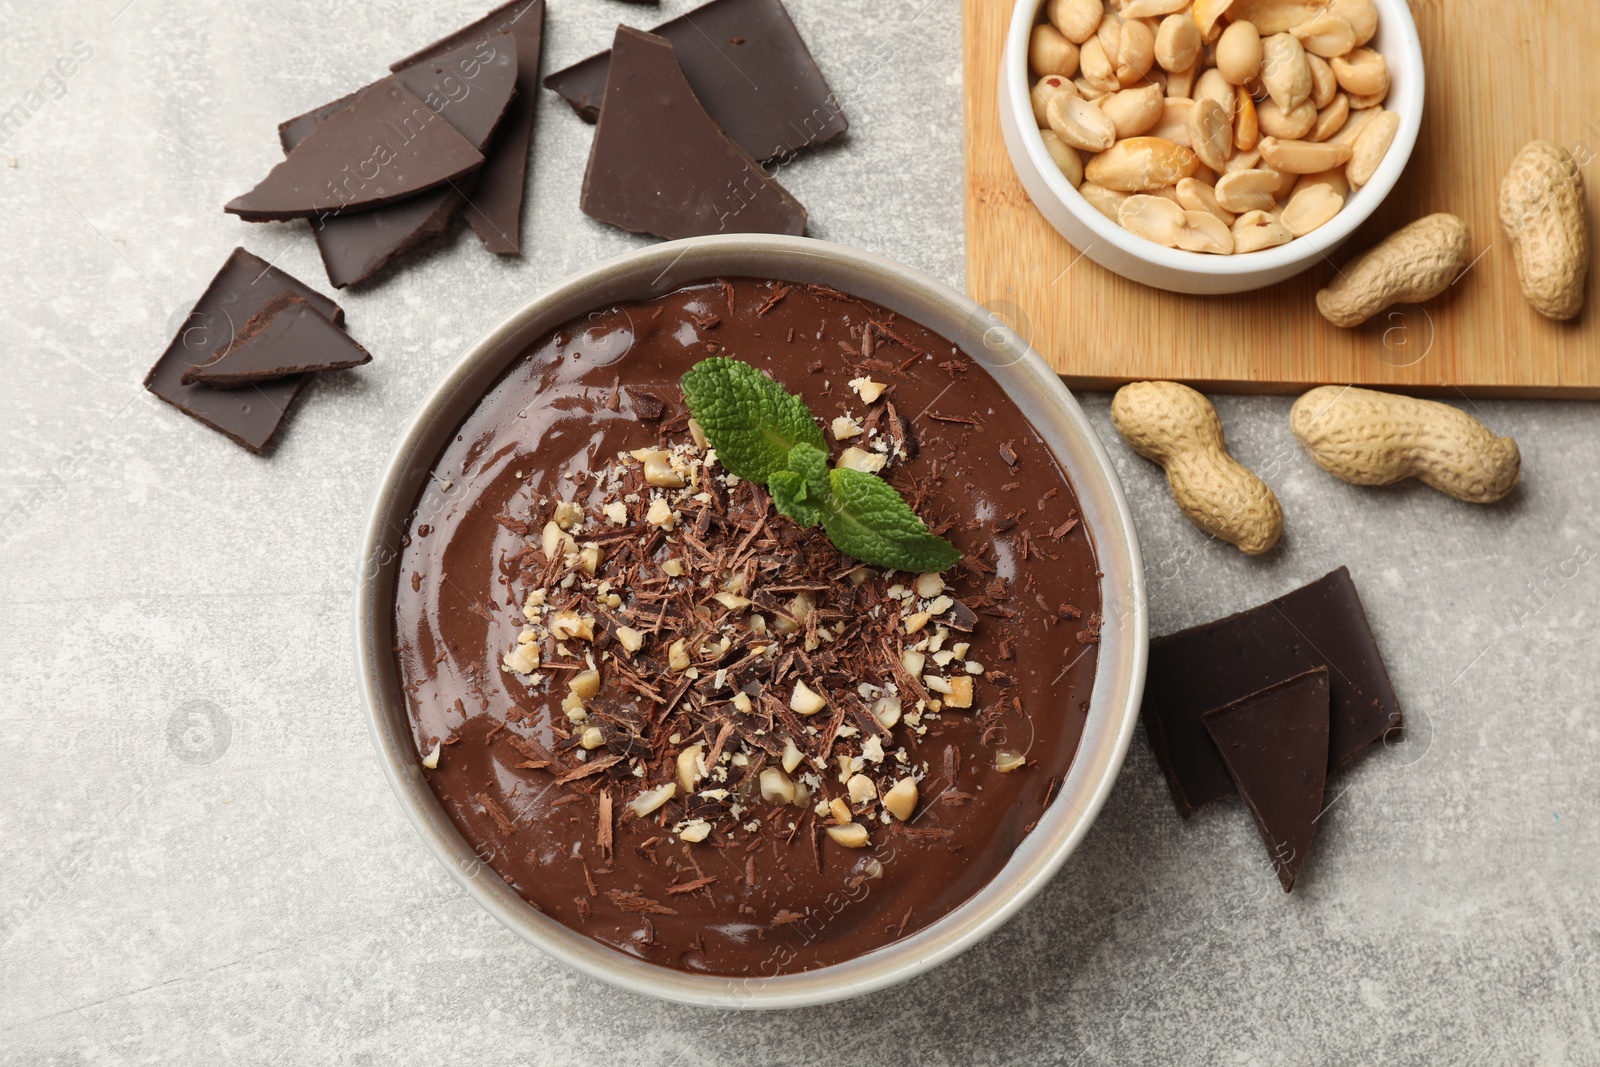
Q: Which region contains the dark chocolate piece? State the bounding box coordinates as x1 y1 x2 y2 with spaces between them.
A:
391 1 547 254
226 81 483 221
273 34 519 286
545 0 846 162
180 292 371 387
143 249 344 453
280 94 463 289
580 26 806 240
1203 668 1330 892
1142 566 1401 817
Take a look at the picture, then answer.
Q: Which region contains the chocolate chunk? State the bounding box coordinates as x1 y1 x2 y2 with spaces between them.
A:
1142 567 1400 817
226 81 484 221
278 35 520 288
181 292 371 387
280 95 463 289
391 1 547 254
1203 668 1330 892
394 34 519 147
579 26 806 240
143 248 343 453
544 0 846 162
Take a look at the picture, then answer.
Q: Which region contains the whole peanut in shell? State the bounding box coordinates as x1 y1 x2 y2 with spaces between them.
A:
1316 214 1471 327
1499 140 1590 321
1111 381 1283 554
1290 386 1520 503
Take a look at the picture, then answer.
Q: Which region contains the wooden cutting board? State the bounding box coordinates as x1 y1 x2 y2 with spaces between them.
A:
963 0 1600 397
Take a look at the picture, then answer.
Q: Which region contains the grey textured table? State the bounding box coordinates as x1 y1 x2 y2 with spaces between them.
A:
3 2 1597 1063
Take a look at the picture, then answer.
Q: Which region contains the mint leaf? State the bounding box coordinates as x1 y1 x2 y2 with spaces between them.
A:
768 471 822 526
784 443 830 503
820 469 962 573
678 357 961 573
680 358 825 483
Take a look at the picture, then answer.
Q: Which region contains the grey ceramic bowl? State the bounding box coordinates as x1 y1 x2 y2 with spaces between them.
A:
354 234 1148 1009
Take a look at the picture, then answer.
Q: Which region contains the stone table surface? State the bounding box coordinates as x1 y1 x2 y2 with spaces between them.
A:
3 1 1597 1064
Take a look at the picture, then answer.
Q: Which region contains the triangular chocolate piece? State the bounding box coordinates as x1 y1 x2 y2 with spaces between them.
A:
280 94 462 288
544 0 847 162
181 292 371 387
144 249 343 453
580 26 806 240
273 35 519 285
1142 567 1400 817
392 0 547 254
226 81 483 221
1203 668 1331 892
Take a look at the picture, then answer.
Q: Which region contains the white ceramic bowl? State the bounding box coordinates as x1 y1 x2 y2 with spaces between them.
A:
1000 0 1426 294
354 235 1148 1008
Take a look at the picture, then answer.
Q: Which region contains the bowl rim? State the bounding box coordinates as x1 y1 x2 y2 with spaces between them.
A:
353 234 1148 1009
1003 0 1426 277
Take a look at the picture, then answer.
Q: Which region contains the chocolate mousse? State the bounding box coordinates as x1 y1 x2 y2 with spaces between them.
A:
392 278 1102 975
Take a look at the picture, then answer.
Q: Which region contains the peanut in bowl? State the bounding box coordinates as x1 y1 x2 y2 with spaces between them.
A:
999 0 1425 294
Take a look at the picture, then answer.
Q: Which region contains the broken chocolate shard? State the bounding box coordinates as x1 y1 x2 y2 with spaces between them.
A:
580 26 806 240
181 292 372 388
144 248 343 453
280 93 464 289
274 34 518 286
392 0 547 255
393 33 520 149
226 81 483 221
1142 566 1401 818
544 0 846 162
1203 668 1330 893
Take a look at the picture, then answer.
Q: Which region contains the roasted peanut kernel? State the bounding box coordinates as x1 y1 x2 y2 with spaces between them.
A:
946 675 975 708
836 446 887 473
502 641 540 675
615 625 645 654
677 819 711 843
848 376 887 403
901 649 926 676
827 823 870 848
549 610 595 642
646 498 676 529
882 777 918 821
831 415 864 440
580 726 606 750
712 591 752 611
541 520 577 560
668 638 691 672
846 773 878 805
760 767 797 805
677 744 707 792
791 680 828 716
871 694 903 729
629 782 676 817
661 558 686 577
828 797 854 824
903 610 932 634
781 737 805 774
996 751 1028 773
1030 22 1081 77
602 501 628 525
551 500 584 530
686 417 709 450
561 691 587 719
578 544 604 576
639 450 685 488
568 669 601 700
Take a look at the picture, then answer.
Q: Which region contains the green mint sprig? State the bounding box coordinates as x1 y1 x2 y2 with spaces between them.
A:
679 358 960 574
